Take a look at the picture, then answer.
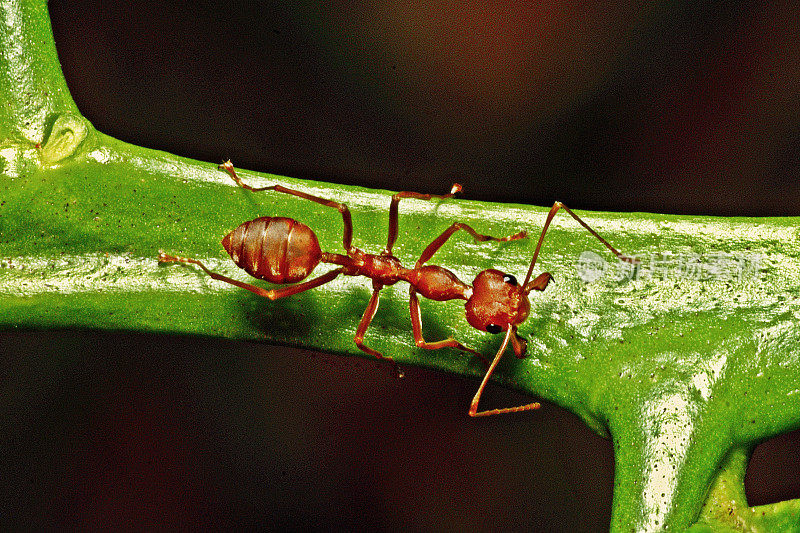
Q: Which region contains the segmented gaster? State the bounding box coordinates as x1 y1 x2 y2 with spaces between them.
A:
221 216 322 284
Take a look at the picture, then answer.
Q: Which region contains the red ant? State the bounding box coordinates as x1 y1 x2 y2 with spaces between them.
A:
159 161 627 417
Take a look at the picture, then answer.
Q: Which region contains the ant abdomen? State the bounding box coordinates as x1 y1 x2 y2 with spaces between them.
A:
222 216 322 284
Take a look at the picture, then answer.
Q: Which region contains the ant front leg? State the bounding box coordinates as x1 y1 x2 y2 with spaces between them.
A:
469 327 542 417
408 287 490 368
158 252 344 300
417 223 526 267
219 161 355 254
354 282 403 378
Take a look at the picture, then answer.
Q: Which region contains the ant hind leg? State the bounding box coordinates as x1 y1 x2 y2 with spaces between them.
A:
385 184 463 255
158 251 343 300
354 284 403 378
218 160 355 254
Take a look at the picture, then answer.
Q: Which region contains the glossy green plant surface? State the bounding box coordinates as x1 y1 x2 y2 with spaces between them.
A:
1 2 799 530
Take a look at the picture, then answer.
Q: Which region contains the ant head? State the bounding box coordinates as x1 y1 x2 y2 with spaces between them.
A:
465 269 530 357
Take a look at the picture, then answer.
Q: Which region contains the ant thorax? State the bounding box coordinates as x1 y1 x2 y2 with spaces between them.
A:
405 265 471 302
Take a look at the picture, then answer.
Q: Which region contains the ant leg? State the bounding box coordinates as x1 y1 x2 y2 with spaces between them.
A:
385 184 462 255
219 160 354 254
408 287 490 368
469 327 542 417
354 283 403 377
417 223 526 267
159 252 344 300
522 201 634 290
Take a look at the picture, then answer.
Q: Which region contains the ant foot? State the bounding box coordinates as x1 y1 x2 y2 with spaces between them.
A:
158 250 178 263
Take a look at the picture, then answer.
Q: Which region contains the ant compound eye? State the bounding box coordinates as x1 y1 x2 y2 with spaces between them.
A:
486 324 503 334
503 274 518 286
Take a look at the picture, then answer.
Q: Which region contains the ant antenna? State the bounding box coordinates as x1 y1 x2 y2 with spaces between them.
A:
522 202 628 291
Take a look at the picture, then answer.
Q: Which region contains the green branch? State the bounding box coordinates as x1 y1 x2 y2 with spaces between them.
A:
1 1 799 530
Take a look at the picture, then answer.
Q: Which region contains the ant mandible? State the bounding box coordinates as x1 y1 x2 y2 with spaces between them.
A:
159 161 628 417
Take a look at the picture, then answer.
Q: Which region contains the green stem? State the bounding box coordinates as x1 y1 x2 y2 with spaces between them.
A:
0 0 78 142
691 447 800 532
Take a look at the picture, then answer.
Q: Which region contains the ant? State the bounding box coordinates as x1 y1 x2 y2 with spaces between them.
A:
159 161 628 417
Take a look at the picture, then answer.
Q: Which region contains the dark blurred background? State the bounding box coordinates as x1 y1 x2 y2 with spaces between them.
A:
48 0 800 216
2 1 799 530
